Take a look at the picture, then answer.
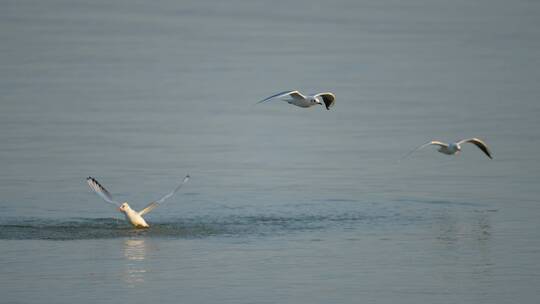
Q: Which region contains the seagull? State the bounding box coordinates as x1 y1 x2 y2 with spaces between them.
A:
403 138 493 159
258 90 336 110
86 175 190 228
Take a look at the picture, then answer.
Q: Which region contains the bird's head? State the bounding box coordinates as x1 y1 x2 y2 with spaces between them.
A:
451 143 462 154
311 96 323 106
118 202 130 212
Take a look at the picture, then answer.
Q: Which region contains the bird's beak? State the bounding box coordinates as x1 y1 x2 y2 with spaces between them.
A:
117 207 122 212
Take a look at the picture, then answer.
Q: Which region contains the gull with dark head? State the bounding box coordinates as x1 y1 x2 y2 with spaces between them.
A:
86 175 190 228
403 138 493 159
258 90 336 110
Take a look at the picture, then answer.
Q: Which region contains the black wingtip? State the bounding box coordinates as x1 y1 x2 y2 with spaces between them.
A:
87 177 103 188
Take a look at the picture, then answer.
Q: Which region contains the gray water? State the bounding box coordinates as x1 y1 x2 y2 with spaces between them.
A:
1 0 540 303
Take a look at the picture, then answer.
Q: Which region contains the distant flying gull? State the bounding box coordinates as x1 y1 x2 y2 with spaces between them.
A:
403 138 493 159
86 175 190 228
258 90 336 110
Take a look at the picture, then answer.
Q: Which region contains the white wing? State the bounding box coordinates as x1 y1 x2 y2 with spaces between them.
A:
401 140 448 160
138 202 159 217
257 90 305 103
86 177 120 207
139 175 190 216
314 92 336 110
457 138 493 159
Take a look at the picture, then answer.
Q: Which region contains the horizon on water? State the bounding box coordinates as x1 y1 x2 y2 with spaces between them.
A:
1 0 540 303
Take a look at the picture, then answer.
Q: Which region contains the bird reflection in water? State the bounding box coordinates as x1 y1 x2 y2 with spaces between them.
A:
434 208 495 276
123 239 148 287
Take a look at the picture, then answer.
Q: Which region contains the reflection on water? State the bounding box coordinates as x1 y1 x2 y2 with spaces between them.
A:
433 209 494 279
123 239 148 287
434 209 493 244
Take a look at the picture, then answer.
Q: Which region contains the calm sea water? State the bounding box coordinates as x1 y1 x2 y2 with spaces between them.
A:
1 0 540 303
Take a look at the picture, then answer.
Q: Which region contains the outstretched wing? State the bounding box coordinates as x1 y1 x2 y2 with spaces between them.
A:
138 202 159 217
457 138 493 159
257 90 305 103
314 92 336 110
401 140 448 160
86 177 120 207
139 175 190 216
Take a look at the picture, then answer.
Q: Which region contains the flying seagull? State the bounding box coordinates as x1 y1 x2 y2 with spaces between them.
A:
403 138 493 159
258 90 336 110
86 175 190 228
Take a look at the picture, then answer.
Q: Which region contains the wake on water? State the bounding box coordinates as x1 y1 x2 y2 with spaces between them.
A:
0 197 493 240
0 211 395 240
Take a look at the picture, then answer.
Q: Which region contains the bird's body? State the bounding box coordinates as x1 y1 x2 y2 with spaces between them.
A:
404 138 492 159
285 97 314 108
437 142 460 155
119 203 150 228
86 175 190 228
258 90 336 110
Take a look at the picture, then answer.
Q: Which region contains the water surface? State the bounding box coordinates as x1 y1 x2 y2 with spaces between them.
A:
1 0 540 303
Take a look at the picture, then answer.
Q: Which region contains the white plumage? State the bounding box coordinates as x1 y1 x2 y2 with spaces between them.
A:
258 90 336 110
404 138 493 159
86 175 190 228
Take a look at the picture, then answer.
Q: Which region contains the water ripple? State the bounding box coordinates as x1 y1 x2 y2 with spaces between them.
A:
0 212 394 240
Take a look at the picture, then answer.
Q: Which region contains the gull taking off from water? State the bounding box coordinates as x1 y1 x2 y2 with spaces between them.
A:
404 138 493 159
258 90 336 110
86 175 190 228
